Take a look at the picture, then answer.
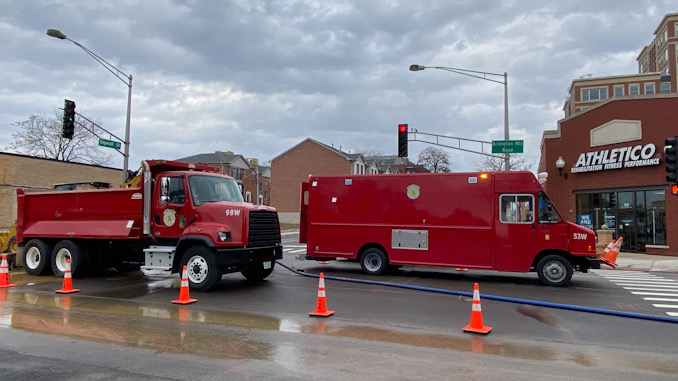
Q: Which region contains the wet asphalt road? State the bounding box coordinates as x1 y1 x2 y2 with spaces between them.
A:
1 233 677 380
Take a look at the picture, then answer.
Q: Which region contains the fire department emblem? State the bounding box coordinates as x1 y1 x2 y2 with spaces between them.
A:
407 184 420 200
163 209 176 227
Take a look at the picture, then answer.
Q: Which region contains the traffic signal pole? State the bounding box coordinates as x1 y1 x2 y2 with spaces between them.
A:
666 136 678 196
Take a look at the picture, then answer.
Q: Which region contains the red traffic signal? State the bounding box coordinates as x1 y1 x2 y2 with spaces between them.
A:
672 184 678 196
398 124 408 157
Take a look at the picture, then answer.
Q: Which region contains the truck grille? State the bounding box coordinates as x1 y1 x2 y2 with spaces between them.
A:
248 211 280 247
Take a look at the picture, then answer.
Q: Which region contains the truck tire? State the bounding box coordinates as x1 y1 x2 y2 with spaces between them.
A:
51 240 89 278
7 236 17 254
180 246 222 292
537 255 572 287
360 248 389 275
22 239 53 276
241 261 275 281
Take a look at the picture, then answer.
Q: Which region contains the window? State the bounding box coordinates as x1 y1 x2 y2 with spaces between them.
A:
582 88 607 101
538 191 562 223
613 85 624 97
644 83 655 94
189 175 244 205
661 82 671 93
629 84 640 95
500 194 534 223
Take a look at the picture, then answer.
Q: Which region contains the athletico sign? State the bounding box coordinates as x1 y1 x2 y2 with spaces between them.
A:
571 143 660 173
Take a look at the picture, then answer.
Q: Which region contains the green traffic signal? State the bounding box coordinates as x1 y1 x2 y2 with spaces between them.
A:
62 99 76 139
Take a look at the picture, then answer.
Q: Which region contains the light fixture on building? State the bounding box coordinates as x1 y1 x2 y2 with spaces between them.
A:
555 157 568 179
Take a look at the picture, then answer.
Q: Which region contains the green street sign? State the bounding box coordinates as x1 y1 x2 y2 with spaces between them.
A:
492 140 524 154
98 138 122 150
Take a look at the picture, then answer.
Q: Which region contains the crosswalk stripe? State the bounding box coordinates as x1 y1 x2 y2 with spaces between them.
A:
621 284 678 289
620 285 678 292
652 304 678 309
630 291 678 297
644 297 678 302
668 312 678 317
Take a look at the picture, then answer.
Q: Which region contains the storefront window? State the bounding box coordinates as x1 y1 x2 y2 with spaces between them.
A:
575 189 666 253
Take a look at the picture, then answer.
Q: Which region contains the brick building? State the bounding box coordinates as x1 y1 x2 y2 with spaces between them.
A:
540 13 678 257
175 151 271 205
269 138 421 223
0 152 122 228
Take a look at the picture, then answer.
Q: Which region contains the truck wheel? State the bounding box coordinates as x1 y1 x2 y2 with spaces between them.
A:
241 261 275 281
22 239 53 276
360 248 389 275
537 255 572 287
180 246 222 292
51 240 89 278
7 236 17 254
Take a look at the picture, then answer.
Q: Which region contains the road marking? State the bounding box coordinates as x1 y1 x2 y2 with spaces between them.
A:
644 297 678 302
630 291 678 297
595 270 678 316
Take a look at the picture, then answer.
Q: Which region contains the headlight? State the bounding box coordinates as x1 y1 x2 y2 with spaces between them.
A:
218 231 231 242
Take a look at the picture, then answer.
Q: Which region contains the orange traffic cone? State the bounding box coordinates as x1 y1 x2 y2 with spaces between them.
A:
309 273 334 317
0 254 15 288
55 258 79 293
172 265 197 304
600 237 623 267
463 283 491 334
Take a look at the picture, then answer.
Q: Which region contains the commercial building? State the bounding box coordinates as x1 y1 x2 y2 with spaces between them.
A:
540 13 678 256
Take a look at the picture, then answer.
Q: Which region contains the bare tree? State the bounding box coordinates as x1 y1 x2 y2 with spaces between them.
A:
473 154 536 172
5 111 113 166
417 147 451 173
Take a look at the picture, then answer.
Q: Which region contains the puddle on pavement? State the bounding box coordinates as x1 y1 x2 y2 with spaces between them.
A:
0 287 676 374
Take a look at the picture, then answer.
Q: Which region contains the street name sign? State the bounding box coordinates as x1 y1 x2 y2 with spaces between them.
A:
492 140 523 153
98 138 122 150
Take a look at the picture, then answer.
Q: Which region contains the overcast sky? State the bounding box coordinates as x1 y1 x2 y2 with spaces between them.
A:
1 1 675 172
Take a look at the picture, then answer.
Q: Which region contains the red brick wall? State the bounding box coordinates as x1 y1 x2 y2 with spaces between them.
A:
542 96 678 256
271 140 351 213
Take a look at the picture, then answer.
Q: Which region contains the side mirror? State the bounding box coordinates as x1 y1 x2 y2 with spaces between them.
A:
160 177 170 205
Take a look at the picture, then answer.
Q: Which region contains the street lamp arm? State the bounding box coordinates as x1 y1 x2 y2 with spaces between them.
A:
69 39 132 87
432 67 506 85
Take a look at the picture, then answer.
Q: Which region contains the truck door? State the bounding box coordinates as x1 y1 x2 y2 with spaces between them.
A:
300 182 309 244
152 175 189 238
494 194 536 271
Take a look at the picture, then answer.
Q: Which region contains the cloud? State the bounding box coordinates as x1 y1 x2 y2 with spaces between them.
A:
0 0 676 172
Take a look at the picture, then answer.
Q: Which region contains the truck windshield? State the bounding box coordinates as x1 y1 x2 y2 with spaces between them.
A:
188 175 243 205
538 191 563 223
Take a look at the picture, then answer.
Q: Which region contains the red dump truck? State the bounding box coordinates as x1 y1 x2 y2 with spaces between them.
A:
300 171 599 286
16 159 282 291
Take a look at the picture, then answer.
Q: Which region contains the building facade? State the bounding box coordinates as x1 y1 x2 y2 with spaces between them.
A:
540 95 678 256
637 12 678 92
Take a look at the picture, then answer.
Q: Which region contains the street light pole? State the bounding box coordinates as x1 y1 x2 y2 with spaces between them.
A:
47 29 133 182
409 64 510 171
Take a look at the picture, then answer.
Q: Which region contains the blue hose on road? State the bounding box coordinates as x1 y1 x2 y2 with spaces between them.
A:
275 260 678 324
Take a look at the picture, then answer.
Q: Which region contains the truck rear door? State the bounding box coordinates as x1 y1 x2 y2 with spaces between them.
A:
494 193 537 271
300 181 309 244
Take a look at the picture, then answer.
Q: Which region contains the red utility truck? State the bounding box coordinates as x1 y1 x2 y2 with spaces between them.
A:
300 171 599 286
16 159 282 291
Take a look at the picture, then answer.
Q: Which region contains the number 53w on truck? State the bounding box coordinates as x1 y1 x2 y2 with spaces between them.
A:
300 171 599 286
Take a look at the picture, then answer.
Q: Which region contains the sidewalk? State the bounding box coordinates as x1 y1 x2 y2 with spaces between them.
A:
611 252 678 273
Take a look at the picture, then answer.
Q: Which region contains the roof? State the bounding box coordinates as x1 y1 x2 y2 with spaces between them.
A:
175 151 242 165
270 137 361 162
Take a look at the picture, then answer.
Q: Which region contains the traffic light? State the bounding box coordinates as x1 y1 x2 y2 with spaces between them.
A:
398 124 408 157
666 136 678 183
62 99 76 139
